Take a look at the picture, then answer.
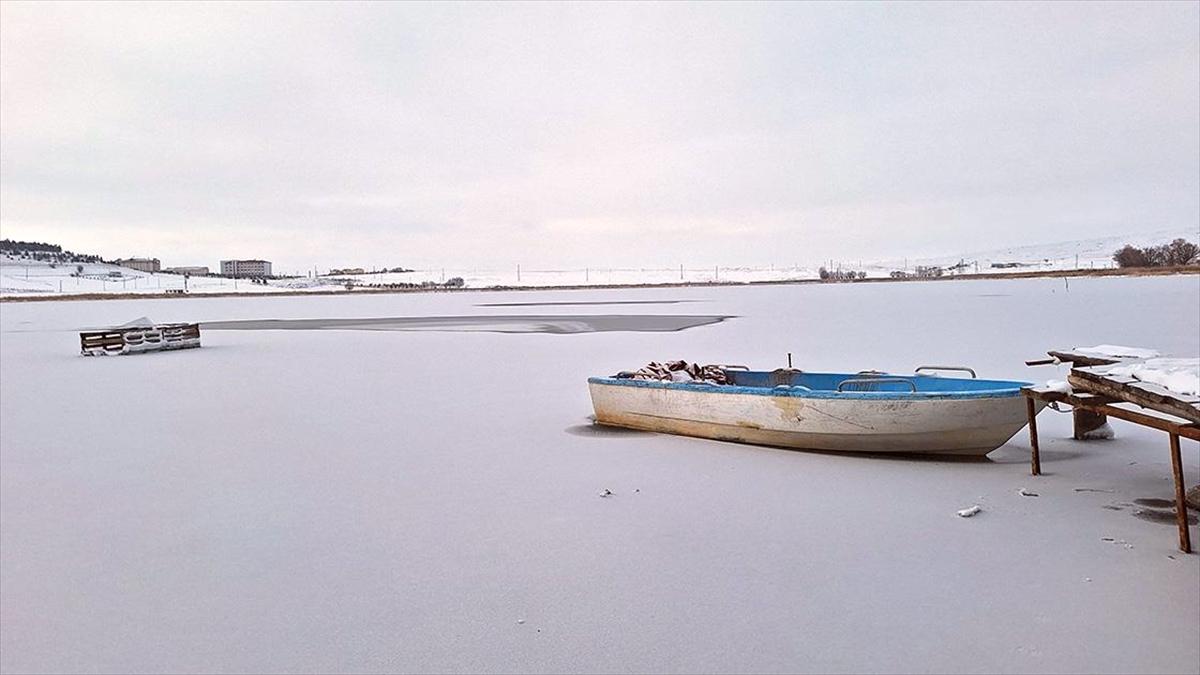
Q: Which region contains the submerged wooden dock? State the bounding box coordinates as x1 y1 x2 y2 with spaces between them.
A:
80 322 201 356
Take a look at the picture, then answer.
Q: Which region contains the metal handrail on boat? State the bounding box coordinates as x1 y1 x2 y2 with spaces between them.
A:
915 365 976 378
836 377 917 393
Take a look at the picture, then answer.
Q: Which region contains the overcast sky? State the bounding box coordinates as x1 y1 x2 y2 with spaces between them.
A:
1 1 1197 273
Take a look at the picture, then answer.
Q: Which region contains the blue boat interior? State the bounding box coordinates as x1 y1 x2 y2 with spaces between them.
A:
727 370 1028 392
593 370 1032 399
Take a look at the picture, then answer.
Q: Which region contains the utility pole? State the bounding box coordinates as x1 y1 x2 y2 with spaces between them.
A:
517 264 521 282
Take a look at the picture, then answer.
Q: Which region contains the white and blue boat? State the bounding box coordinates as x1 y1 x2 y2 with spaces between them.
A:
588 367 1042 456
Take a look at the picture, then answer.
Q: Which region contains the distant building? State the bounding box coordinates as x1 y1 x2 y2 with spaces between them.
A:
115 257 160 273
220 259 272 278
165 266 209 276
329 267 366 275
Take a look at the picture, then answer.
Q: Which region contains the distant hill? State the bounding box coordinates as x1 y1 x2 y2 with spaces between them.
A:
0 239 102 264
866 228 1200 275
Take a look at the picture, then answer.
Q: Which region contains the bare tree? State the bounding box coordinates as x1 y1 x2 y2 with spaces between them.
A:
1113 245 1148 268
1166 238 1199 266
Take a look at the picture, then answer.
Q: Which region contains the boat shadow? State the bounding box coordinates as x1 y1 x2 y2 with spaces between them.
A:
564 417 655 438
765 445 1086 465
564 418 1088 466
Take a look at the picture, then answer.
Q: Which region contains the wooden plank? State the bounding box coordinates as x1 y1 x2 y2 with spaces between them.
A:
1068 368 1200 424
1047 350 1123 367
1023 388 1200 440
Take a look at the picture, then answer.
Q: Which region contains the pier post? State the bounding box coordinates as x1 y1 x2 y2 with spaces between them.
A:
1168 433 1192 553
1026 394 1041 476
1073 409 1108 440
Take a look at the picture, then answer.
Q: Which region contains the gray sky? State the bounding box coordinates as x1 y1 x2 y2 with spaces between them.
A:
1 1 1197 273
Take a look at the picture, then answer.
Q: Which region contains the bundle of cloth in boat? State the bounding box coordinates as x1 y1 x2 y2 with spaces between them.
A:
618 360 730 384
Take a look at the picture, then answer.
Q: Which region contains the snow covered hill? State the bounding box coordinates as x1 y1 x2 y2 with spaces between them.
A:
0 256 342 297
2 228 1196 298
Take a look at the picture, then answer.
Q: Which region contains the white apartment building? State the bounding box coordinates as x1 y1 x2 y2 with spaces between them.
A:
165 266 209 276
220 259 272 278
115 257 160 273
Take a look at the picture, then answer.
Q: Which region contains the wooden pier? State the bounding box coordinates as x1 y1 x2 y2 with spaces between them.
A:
1023 349 1199 553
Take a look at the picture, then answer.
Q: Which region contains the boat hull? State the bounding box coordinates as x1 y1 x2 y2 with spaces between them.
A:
589 380 1041 456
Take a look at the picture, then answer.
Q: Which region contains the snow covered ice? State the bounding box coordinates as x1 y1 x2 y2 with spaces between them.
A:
1 274 1197 674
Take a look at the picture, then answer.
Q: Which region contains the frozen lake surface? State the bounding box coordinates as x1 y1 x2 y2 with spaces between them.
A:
2 276 1198 674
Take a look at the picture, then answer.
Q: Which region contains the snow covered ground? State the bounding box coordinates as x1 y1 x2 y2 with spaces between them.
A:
1 275 1198 673
307 227 1200 289
0 255 318 296
3 227 1196 298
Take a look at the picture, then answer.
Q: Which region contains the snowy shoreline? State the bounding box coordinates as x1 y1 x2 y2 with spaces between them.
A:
3 264 1197 304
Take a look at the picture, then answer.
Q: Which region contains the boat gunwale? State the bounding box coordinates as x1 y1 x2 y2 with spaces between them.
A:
587 372 1031 400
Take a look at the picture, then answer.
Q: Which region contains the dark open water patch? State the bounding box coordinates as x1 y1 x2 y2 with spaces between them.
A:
476 300 697 307
1132 508 1198 526
203 314 733 334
